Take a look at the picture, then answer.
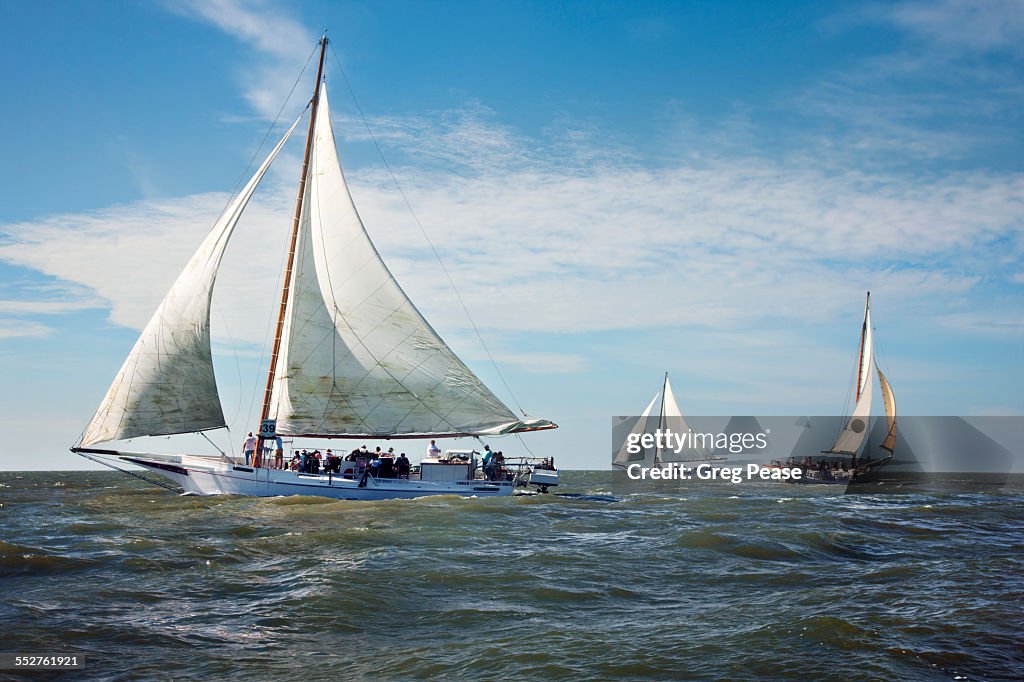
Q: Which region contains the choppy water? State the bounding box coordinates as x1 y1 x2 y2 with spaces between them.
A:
1 471 1022 681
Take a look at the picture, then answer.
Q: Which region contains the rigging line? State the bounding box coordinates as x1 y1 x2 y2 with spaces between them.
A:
241 107 315 432
78 453 183 494
211 295 245 429
247 232 292 430
330 300 470 434
303 116 490 437
845 329 860 413
212 41 316 431
200 430 226 457
222 425 234 459
872 321 892 379
515 432 539 458
834 322 861 444
220 43 319 214
77 48 317 449
328 43 528 417
306 130 452 433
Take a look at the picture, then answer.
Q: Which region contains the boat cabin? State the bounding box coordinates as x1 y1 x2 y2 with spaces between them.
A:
420 449 478 482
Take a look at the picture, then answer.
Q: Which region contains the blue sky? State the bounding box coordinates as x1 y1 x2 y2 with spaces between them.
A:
0 0 1021 471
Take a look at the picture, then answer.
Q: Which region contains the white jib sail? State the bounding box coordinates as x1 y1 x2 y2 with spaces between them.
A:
828 306 874 455
270 84 552 437
80 115 303 446
658 376 710 462
613 391 660 467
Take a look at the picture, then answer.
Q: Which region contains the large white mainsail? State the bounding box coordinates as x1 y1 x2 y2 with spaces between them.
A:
80 116 303 446
269 84 553 438
825 297 874 455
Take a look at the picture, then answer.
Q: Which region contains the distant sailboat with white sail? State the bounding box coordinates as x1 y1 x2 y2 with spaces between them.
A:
72 37 556 499
784 292 897 484
612 373 724 469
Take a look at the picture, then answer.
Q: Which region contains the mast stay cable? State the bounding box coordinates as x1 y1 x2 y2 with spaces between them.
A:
327 43 529 417
78 453 183 494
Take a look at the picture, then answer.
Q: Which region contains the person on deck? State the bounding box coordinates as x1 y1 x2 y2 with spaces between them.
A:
482 445 495 480
274 435 284 469
428 440 441 459
242 432 257 466
396 453 411 478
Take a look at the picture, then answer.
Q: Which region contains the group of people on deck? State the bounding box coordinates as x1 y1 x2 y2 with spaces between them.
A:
785 456 848 472
352 446 412 479
481 444 506 481
241 435 537 481
288 449 343 474
239 434 412 477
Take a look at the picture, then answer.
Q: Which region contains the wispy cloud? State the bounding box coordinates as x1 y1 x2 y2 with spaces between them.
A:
0 279 105 345
0 188 293 340
2 100 1017 349
0 279 102 315
0 300 100 315
337 117 1020 338
163 0 316 118
852 0 1024 55
492 352 588 375
807 1 1024 168
0 321 53 339
938 311 1024 335
168 0 312 59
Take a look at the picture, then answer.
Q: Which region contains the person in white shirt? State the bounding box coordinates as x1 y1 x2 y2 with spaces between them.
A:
242 432 257 466
427 439 441 459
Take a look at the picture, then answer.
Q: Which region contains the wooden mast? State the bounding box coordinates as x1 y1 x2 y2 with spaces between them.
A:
253 36 328 468
855 291 869 402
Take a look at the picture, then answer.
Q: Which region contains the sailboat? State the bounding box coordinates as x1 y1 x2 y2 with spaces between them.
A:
71 37 557 500
785 292 897 484
612 373 725 469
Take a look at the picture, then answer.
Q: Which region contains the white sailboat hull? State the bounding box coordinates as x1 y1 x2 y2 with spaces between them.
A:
78 450 514 500
181 467 513 499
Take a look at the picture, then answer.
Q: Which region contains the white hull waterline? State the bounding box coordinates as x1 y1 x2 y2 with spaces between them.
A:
73 447 560 499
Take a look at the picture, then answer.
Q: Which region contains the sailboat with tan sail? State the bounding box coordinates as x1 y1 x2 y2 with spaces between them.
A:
71 37 557 499
780 292 897 484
